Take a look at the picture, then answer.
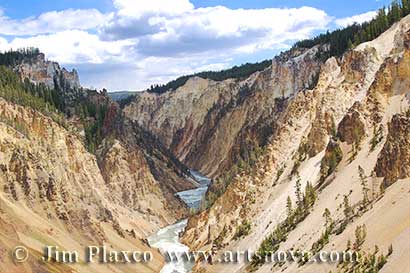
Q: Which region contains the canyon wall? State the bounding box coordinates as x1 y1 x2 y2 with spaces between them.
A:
181 15 410 273
123 45 325 178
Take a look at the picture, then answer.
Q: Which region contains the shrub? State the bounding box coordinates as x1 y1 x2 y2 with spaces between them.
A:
370 125 384 152
233 220 252 240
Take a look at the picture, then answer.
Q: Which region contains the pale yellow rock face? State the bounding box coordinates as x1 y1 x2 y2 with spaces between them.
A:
98 139 189 229
181 15 410 273
1 12 410 273
123 46 324 178
0 98 176 273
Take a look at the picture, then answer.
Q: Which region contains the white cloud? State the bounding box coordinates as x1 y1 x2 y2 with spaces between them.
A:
102 5 331 57
0 1 333 90
0 30 132 64
0 9 108 36
113 0 194 18
335 11 377 28
0 36 8 48
3 0 381 91
68 56 229 91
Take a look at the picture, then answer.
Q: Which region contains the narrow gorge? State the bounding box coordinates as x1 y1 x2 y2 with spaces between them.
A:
0 3 409 273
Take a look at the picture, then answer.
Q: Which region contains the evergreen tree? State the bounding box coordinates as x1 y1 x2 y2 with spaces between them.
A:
403 0 410 15
0 65 61 116
294 0 407 58
0 47 40 66
358 165 370 205
295 176 303 208
343 195 352 219
147 59 271 94
354 224 367 249
389 0 402 24
347 39 354 49
322 208 332 228
286 196 293 218
303 181 316 209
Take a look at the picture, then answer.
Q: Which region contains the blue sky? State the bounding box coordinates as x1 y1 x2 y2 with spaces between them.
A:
0 0 392 91
1 0 391 18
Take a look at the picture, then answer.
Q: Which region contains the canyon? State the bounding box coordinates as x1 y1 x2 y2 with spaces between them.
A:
0 11 409 273
180 14 410 273
0 45 197 273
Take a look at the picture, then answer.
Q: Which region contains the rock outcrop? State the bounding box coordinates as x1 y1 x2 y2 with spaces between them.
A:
337 102 366 145
1 9 410 273
14 52 80 90
0 92 193 272
375 114 410 185
179 15 410 273
124 45 325 178
6 49 197 218
12 52 85 116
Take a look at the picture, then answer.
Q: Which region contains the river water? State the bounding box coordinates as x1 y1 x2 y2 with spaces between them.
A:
148 171 211 273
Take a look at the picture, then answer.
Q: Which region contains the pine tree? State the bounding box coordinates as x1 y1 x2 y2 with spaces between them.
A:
322 208 332 228
286 196 293 218
343 195 352 219
354 224 367 249
403 0 410 15
377 8 389 31
304 181 317 209
347 39 354 49
358 166 370 205
295 175 303 208
286 196 294 226
389 0 402 24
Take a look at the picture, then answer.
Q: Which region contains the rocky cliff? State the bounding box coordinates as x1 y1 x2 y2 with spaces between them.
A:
9 50 197 198
13 52 83 115
1 8 410 273
179 15 410 273
375 104 410 186
123 45 325 178
0 97 171 272
4 48 197 216
0 56 196 273
14 52 80 90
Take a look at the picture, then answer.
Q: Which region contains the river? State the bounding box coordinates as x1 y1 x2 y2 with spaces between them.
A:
148 170 211 273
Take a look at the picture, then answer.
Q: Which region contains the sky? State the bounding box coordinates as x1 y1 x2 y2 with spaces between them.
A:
0 0 392 91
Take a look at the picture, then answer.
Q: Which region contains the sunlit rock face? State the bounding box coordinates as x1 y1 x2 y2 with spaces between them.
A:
0 98 167 273
14 52 80 90
180 15 410 273
123 45 325 178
